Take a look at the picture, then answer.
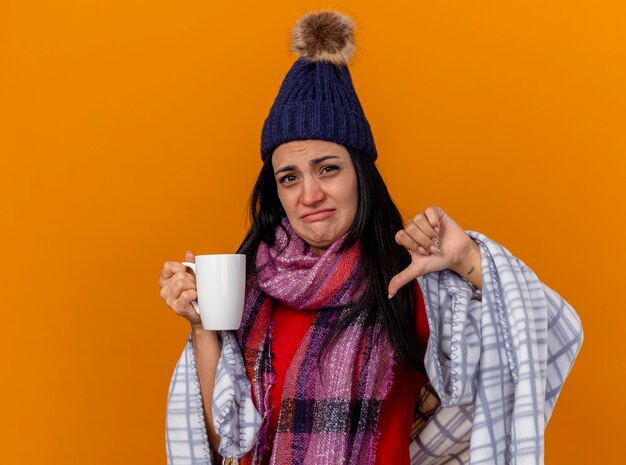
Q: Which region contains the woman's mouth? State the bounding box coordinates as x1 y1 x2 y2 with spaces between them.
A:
302 209 336 222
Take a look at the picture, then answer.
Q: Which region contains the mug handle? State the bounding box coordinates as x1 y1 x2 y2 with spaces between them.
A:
181 261 200 315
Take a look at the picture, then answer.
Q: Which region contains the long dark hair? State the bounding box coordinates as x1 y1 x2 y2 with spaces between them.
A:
235 146 426 374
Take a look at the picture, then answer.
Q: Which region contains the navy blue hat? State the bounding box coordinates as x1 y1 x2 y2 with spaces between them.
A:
260 10 378 163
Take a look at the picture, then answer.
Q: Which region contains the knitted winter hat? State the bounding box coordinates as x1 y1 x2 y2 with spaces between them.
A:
260 10 378 162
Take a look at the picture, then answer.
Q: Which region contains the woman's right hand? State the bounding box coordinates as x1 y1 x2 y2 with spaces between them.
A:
159 251 203 328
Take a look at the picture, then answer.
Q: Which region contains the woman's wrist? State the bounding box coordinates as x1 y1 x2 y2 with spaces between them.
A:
191 322 211 333
190 323 221 348
191 321 205 331
451 238 482 290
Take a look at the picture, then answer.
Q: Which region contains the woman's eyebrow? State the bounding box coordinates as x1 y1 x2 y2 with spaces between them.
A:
274 166 294 176
310 155 340 166
274 155 340 176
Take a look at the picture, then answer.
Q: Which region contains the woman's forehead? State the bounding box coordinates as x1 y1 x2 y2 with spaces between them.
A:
272 140 349 166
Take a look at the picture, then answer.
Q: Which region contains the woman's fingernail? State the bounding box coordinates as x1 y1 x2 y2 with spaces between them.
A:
434 227 440 234
418 246 430 255
388 293 394 299
430 245 442 254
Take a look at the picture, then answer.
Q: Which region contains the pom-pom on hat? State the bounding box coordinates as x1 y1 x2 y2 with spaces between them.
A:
260 10 378 162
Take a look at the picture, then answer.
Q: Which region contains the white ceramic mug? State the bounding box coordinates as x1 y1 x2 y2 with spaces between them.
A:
181 254 246 330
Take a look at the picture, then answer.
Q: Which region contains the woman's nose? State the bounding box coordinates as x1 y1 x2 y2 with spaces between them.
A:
301 178 325 205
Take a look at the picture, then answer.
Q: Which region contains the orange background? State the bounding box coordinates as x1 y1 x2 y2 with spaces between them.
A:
1 1 623 463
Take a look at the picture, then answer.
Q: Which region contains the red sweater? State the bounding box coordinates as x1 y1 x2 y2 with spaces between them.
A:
268 280 430 464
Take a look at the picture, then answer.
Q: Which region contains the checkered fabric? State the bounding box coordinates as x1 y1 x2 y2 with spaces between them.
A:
165 230 583 464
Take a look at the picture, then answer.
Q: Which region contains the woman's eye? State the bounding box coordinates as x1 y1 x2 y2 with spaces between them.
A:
321 165 339 174
280 174 296 184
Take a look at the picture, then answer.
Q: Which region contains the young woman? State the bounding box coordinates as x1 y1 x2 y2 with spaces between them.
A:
159 10 583 465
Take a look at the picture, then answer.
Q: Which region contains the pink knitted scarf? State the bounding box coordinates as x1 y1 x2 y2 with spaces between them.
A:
236 217 396 465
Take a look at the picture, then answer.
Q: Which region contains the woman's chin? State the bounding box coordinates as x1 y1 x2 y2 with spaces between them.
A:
293 218 350 250
304 232 343 251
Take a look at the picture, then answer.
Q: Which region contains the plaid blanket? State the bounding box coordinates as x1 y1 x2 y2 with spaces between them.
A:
165 230 584 464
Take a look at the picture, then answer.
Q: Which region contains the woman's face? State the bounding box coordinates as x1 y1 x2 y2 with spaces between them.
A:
272 140 358 257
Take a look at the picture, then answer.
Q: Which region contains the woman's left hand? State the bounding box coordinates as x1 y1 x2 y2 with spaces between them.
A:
387 205 475 298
